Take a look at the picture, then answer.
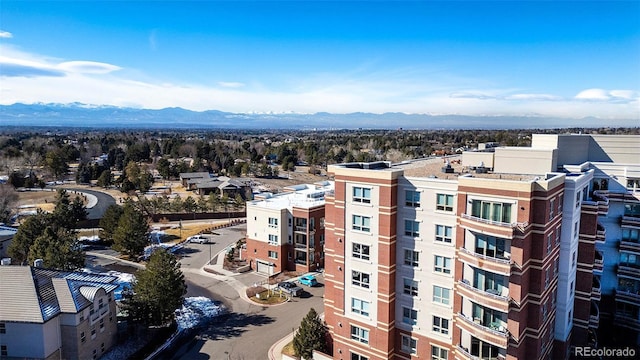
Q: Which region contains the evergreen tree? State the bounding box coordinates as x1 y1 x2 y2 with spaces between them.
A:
29 227 84 270
293 308 328 360
123 248 187 326
97 169 112 188
8 211 49 264
113 202 149 258
99 205 124 245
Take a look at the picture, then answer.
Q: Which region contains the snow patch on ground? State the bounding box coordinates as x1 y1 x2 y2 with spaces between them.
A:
175 296 226 331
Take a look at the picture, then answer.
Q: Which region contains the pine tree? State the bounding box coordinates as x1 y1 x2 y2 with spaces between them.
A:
113 202 149 258
124 248 187 326
293 308 328 360
29 227 84 270
99 204 124 245
8 210 48 265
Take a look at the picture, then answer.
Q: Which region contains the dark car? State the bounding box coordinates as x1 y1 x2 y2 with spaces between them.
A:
277 281 303 297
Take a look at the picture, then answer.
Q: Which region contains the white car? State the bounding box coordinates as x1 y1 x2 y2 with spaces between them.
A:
187 235 209 244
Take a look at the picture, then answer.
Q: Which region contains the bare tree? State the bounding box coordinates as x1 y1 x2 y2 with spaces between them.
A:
0 184 18 224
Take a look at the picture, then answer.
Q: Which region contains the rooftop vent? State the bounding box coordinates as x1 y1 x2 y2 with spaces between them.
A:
476 161 488 174
34 259 44 268
442 160 454 174
1 258 11 265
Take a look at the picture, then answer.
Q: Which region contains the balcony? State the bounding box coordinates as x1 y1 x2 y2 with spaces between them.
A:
294 241 307 249
616 289 640 305
596 223 606 243
614 312 640 331
620 238 640 253
458 247 511 276
592 191 610 215
457 280 510 313
456 345 506 360
589 301 600 329
295 225 307 232
617 264 640 278
455 313 509 349
592 277 601 301
460 214 527 239
593 251 603 272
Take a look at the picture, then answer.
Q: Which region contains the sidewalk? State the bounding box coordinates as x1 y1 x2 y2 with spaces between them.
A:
268 331 295 360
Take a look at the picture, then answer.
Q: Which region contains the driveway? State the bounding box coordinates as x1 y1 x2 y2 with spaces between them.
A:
173 225 326 360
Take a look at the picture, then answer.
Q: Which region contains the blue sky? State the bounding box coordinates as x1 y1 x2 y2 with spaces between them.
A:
0 1 638 119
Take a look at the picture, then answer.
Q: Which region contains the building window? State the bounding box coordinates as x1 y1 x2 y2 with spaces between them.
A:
556 226 561 245
0 322 5 334
401 334 417 354
350 325 369 344
550 199 555 219
402 307 418 325
81 331 86 343
568 310 572 325
435 225 453 243
352 215 371 232
93 349 97 359
433 285 450 305
471 200 512 223
436 193 454 212
547 234 553 254
574 221 579 238
320 217 325 229
351 352 369 360
351 298 370 317
434 255 452 274
405 190 421 207
404 249 419 267
570 281 574 296
403 278 418 296
576 192 581 208
432 316 449 335
268 251 278 259
432 346 448 360
99 318 104 331
404 220 420 237
545 269 550 289
1 345 6 357
268 217 278 228
353 187 372 204
572 250 576 268
352 243 370 261
474 235 508 259
91 328 96 339
554 258 559 276
622 228 640 242
268 234 278 245
101 343 105 353
288 252 292 260
352 270 370 289
473 268 506 295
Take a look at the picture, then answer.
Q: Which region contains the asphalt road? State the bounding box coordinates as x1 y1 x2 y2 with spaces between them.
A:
65 187 116 219
172 226 326 360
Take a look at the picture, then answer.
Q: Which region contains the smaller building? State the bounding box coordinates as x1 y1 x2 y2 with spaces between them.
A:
0 266 119 360
0 225 18 260
179 172 213 188
245 181 334 275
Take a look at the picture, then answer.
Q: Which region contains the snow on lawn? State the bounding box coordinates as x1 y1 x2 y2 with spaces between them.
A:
175 296 226 331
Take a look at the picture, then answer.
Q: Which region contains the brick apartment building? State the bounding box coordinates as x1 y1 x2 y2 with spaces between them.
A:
245 181 334 275
322 134 639 360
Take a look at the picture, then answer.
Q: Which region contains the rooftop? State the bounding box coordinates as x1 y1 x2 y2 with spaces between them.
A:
396 156 542 181
249 181 334 210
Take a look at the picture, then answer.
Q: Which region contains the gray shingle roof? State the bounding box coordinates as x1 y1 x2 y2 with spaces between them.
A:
0 266 118 323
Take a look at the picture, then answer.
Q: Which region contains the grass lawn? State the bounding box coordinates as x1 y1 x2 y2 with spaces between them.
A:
249 290 287 305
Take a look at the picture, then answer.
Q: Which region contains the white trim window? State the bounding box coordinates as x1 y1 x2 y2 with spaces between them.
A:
405 190 421 207
402 307 418 325
434 255 451 274
350 352 369 360
435 225 453 243
350 325 369 344
352 270 370 289
404 249 419 267
401 334 417 355
433 285 450 305
403 278 418 296
431 346 448 360
436 193 454 212
268 251 278 259
432 316 449 335
351 298 370 317
268 234 278 245
404 220 420 238
353 187 372 204
352 215 371 232
268 217 278 228
352 243 371 261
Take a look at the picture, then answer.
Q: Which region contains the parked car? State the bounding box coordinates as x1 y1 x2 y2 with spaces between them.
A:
187 235 209 244
299 274 318 287
277 281 303 297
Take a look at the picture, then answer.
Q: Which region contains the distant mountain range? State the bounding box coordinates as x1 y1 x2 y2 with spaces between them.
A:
0 103 636 130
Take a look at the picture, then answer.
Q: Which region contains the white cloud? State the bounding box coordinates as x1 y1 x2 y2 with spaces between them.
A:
0 31 12 39
217 81 245 88
0 45 638 120
58 61 121 74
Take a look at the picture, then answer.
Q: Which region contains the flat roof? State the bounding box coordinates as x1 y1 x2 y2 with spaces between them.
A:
249 182 334 210
396 156 540 181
